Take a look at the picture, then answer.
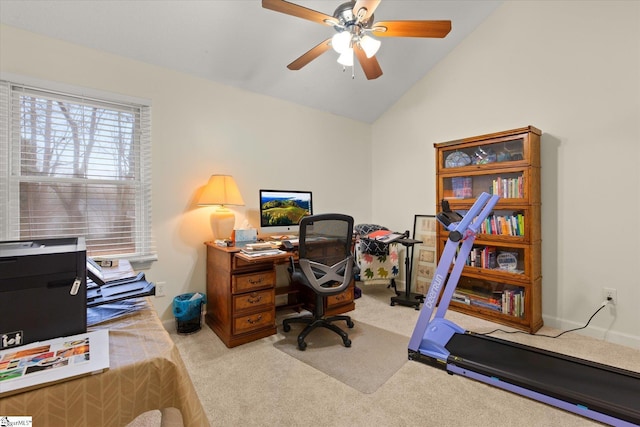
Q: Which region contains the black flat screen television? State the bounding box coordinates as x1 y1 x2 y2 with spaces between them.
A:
259 189 313 236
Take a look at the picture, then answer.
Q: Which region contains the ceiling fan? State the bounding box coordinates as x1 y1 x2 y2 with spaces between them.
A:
262 0 452 80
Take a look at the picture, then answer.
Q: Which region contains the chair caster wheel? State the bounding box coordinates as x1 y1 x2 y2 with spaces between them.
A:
344 339 352 348
283 323 291 332
390 301 396 306
298 341 307 351
347 320 354 328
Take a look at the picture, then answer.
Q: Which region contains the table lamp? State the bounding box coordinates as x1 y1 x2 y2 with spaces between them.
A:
198 175 244 239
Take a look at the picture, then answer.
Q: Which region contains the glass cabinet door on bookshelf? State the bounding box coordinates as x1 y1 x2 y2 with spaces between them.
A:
442 171 528 201
439 135 533 170
454 276 527 320
440 208 538 245
443 237 537 282
434 126 542 333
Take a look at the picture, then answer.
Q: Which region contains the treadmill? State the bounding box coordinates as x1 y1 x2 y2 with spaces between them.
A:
408 193 640 426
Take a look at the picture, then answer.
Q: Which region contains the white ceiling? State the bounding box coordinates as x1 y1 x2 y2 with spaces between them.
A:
0 0 502 123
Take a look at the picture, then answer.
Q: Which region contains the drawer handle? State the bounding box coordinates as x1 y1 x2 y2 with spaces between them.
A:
335 294 346 301
248 277 263 285
247 315 263 324
247 293 262 304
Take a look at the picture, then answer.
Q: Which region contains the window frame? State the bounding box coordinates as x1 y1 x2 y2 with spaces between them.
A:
0 78 155 264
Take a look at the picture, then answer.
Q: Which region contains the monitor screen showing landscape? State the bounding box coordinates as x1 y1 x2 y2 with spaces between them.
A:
259 189 313 233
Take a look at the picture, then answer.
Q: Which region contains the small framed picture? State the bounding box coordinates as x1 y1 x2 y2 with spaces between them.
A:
411 215 437 296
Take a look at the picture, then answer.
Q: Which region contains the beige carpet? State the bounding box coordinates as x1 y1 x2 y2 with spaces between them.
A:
273 320 408 394
170 284 640 426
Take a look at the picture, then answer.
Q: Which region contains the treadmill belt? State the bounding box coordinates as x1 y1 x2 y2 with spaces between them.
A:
446 333 640 424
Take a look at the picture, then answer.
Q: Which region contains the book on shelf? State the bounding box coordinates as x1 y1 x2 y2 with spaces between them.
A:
452 292 471 305
454 287 524 317
451 177 473 198
454 288 502 312
502 289 525 317
490 176 524 198
479 212 525 237
466 246 498 269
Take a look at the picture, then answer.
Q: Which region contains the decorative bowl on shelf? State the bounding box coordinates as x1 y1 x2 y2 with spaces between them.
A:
445 151 471 168
497 252 518 271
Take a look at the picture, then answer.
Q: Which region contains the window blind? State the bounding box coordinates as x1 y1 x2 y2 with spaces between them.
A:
0 81 155 262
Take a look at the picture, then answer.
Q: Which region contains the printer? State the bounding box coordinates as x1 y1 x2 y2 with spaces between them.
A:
0 237 87 349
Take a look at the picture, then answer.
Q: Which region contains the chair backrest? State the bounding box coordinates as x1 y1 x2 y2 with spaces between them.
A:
296 213 354 294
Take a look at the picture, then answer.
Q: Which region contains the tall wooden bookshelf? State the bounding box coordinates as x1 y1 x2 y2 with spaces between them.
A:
434 126 542 333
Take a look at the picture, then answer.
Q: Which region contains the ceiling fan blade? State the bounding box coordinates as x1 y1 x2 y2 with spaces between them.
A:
262 0 338 26
352 0 381 23
354 45 383 80
372 20 452 38
287 38 332 70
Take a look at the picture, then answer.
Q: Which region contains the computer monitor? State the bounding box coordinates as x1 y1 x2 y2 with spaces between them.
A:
259 189 313 236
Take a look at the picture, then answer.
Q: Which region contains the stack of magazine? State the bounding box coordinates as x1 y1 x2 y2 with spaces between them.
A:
240 242 284 257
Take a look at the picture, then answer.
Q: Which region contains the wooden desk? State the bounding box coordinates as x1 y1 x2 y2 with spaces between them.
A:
204 242 355 348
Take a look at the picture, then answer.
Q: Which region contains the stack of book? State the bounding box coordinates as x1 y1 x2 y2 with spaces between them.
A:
480 212 525 236
467 246 498 269
451 177 473 198
490 176 524 198
452 287 525 318
452 288 502 313
502 289 525 317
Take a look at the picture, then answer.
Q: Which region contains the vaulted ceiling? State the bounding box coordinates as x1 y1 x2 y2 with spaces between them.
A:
0 1 502 123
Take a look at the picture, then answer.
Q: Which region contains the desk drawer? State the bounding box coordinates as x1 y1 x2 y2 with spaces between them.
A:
232 271 275 294
233 289 274 312
327 286 354 309
232 255 276 271
233 309 274 335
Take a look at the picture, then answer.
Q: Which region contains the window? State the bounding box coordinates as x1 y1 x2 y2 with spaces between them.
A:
0 80 155 262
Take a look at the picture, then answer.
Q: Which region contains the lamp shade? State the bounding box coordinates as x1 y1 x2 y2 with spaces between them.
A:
198 175 244 240
359 35 381 58
332 31 351 54
337 48 354 67
198 175 245 207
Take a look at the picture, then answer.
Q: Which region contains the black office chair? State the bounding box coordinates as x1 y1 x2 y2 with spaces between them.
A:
283 213 356 351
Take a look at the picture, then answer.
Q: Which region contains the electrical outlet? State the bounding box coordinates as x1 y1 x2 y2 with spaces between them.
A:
602 287 617 305
156 281 166 297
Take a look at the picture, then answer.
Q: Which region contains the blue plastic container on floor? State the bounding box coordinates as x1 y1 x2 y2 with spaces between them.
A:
173 292 206 334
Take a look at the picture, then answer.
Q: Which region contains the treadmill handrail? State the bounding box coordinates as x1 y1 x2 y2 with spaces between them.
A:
408 193 499 352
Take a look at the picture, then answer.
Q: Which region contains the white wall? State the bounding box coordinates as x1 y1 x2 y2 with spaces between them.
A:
0 24 373 321
373 1 640 348
2 0 638 349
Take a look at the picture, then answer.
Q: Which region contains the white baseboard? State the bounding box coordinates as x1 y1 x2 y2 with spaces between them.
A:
543 315 640 350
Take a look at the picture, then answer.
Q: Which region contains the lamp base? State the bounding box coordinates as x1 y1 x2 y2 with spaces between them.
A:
210 207 235 240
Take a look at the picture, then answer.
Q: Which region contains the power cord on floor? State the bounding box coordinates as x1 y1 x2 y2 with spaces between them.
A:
477 297 611 339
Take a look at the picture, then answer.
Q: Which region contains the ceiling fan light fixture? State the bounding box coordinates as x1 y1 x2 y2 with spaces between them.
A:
331 31 351 53
359 35 381 58
337 47 354 67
